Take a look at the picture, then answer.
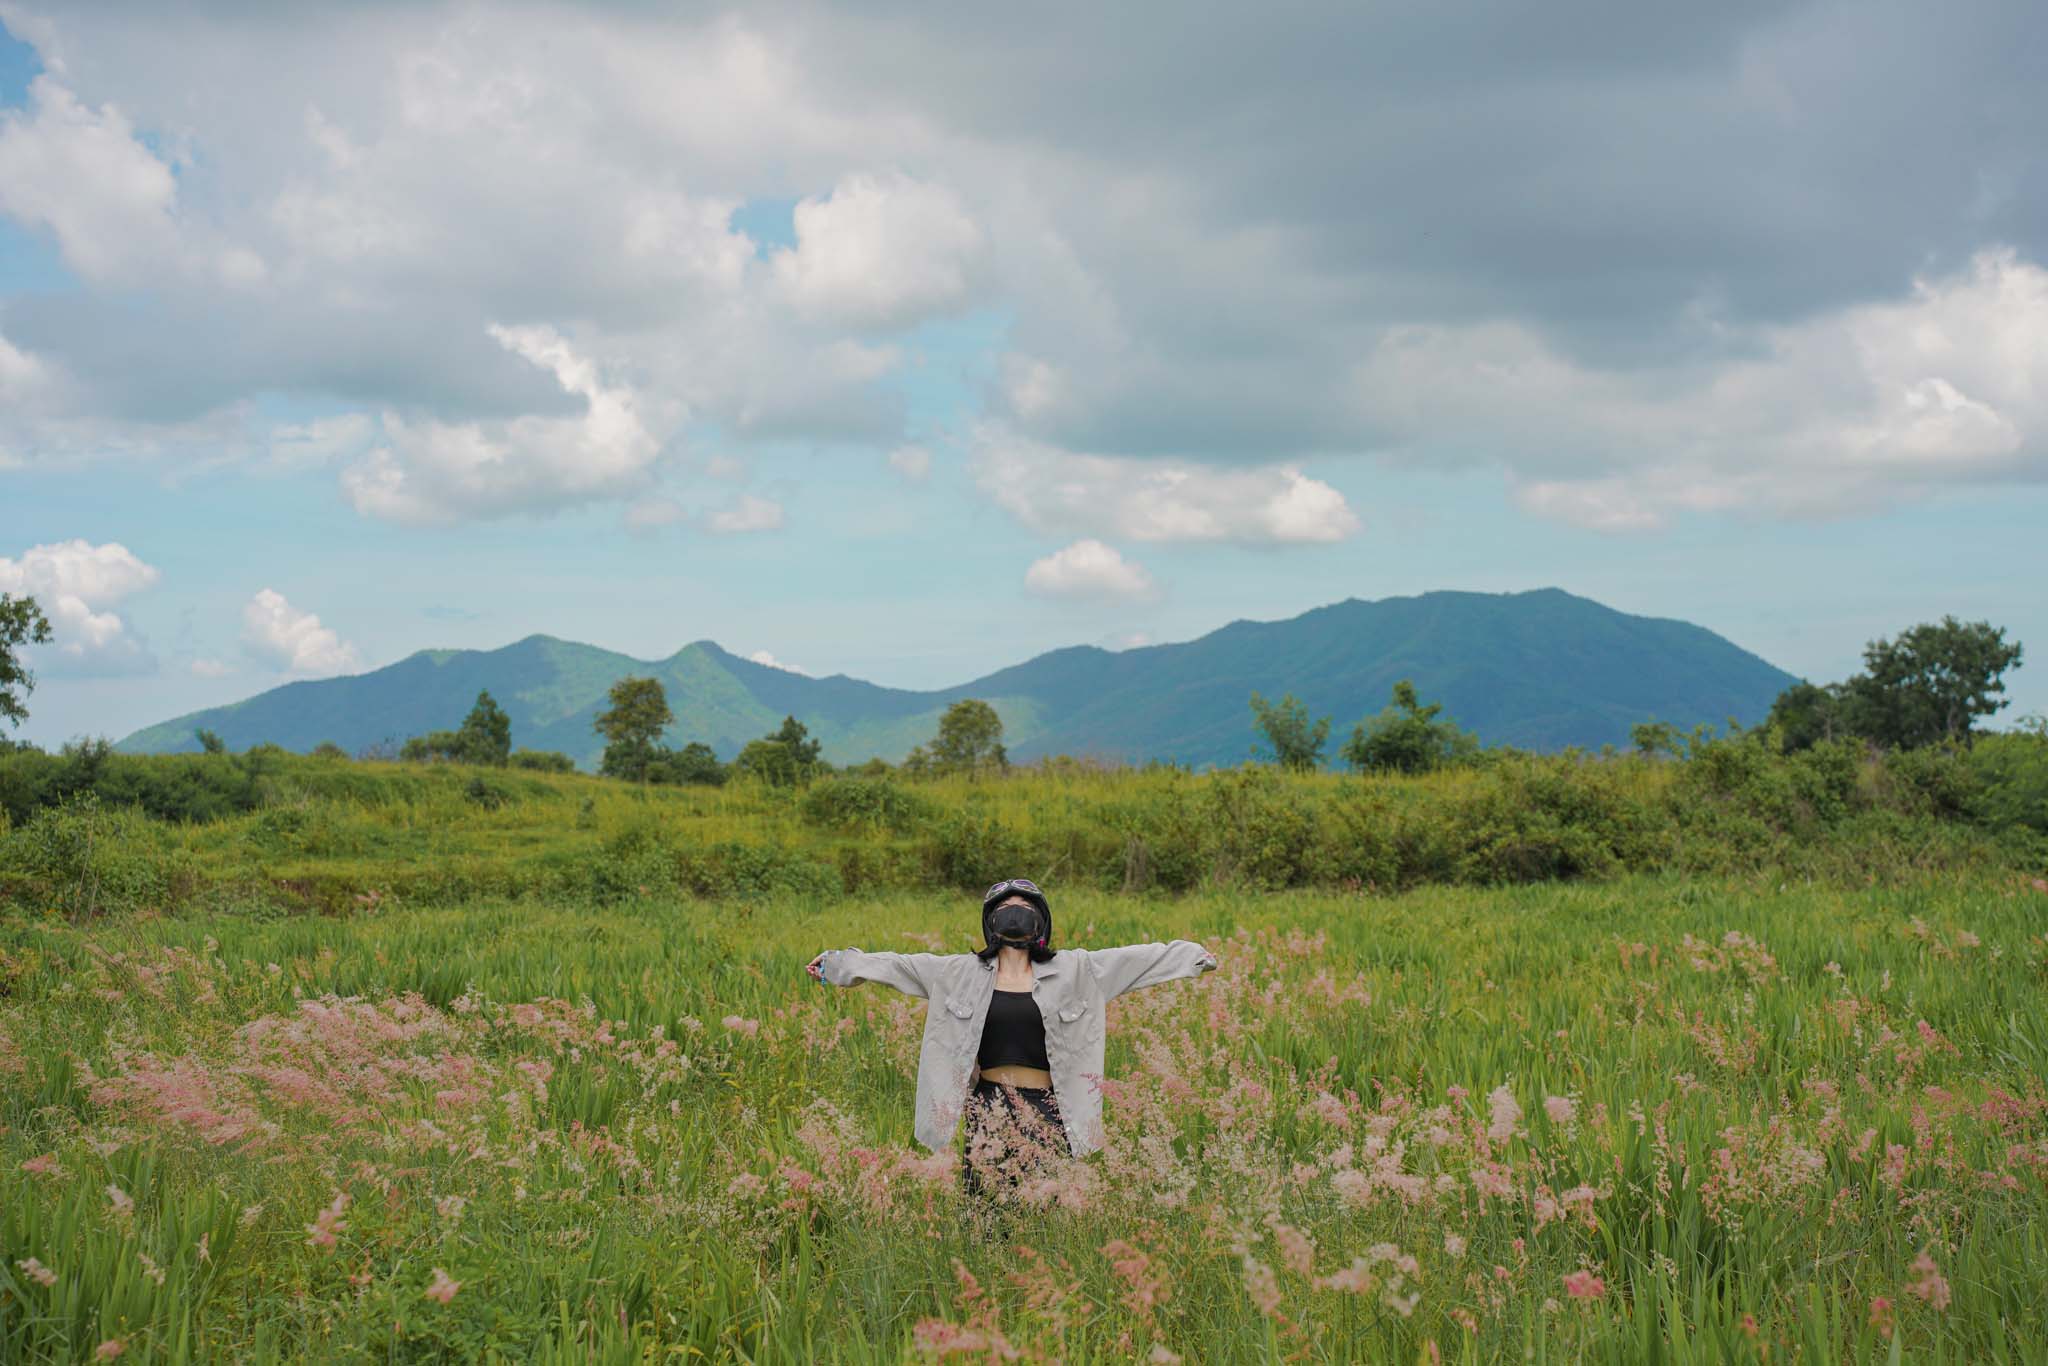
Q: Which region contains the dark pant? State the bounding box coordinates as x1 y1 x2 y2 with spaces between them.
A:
960 1079 1068 1201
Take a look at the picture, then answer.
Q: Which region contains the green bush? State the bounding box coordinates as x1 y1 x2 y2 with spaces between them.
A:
1963 732 2048 833
799 777 931 833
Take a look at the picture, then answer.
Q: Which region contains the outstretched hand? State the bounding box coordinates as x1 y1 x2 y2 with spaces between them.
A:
805 953 827 982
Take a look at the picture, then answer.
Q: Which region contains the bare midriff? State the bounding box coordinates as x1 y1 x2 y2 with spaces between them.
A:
979 1063 1053 1089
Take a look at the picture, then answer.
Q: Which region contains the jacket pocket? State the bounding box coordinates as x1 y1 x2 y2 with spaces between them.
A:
944 997 977 1021
1056 1000 1089 1025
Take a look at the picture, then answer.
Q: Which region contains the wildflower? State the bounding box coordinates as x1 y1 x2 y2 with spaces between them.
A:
1443 1232 1466 1258
1148 1348 1182 1365
306 1192 349 1250
20 1154 63 1178
1543 1095 1577 1126
95 1342 125 1360
240 1203 265 1227
1562 1269 1605 1300
1868 1296 1894 1338
138 1251 166 1286
15 1257 57 1288
423 1267 461 1304
721 1015 760 1037
1907 1251 1951 1311
436 1195 466 1222
106 1185 135 1219
1486 1085 1521 1142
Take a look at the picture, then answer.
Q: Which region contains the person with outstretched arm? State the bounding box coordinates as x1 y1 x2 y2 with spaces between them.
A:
806 877 1218 1198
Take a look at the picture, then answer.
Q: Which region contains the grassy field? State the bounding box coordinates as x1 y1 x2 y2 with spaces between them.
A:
4 874 2046 1362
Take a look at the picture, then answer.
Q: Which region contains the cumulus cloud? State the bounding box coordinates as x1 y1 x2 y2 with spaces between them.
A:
2 0 2047 537
240 589 360 676
0 539 160 675
1025 540 1156 601
1354 249 2048 528
0 75 179 285
746 649 807 673
773 172 984 329
707 493 785 534
977 428 1360 544
340 323 671 523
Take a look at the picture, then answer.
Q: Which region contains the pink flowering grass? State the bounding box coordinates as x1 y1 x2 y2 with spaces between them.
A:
0 880 2043 1360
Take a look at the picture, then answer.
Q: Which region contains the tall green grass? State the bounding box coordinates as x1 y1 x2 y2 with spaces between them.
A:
2 738 2040 919
3 877 2046 1360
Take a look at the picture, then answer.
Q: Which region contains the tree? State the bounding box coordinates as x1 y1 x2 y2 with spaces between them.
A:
1 593 53 729
1843 617 2022 748
1340 679 1478 774
195 728 227 755
1249 691 1329 772
732 716 824 787
929 698 1008 776
310 741 348 760
652 741 727 786
1764 682 1846 753
456 690 512 765
1629 719 1682 759
595 676 674 781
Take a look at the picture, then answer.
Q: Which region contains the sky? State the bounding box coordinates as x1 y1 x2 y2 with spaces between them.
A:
1 0 2044 748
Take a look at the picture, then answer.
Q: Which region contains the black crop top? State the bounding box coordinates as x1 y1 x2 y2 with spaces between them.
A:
977 989 1050 1070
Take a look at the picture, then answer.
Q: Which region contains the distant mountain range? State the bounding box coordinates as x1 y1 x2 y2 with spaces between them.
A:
116 589 1798 768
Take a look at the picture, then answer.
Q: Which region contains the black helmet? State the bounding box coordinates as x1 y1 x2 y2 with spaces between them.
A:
978 877 1054 960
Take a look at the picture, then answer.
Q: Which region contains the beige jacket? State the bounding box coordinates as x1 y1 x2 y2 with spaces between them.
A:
818 940 1217 1157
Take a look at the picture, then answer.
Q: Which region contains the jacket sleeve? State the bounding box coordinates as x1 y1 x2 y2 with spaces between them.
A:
817 948 943 999
1084 941 1218 999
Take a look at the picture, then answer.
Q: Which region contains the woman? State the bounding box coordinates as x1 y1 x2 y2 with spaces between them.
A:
805 877 1217 1197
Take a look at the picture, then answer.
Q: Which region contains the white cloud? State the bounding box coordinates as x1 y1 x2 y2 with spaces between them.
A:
746 649 808 674
1355 249 2048 529
188 657 230 678
0 76 179 285
240 588 361 676
976 427 1361 544
1025 539 1157 601
0 331 53 406
887 444 932 481
2 0 2045 546
707 492 784 534
340 323 672 523
0 538 160 675
773 172 984 330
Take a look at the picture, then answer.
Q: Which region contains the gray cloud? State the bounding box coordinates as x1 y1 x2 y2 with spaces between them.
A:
1 0 2044 528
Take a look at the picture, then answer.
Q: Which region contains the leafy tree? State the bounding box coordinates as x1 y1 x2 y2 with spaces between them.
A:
310 741 348 760
929 698 1008 776
1341 679 1478 774
1 593 53 729
195 728 227 755
509 749 576 773
595 676 674 781
733 716 824 787
1249 691 1329 772
652 741 727 786
1629 719 1682 759
1765 681 1847 753
1843 617 2022 748
456 690 513 765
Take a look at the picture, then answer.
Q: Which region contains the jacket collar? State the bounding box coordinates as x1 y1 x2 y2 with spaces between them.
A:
981 952 1062 979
